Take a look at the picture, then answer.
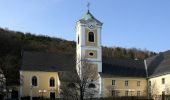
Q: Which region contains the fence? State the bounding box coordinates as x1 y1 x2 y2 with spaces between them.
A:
98 96 153 100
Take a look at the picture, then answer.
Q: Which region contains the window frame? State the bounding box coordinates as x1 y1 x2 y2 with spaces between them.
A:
112 80 116 86
125 91 129 96
112 90 116 96
125 80 129 86
149 81 151 86
89 52 94 56
162 78 165 84
137 81 140 86
88 32 95 42
49 77 55 87
32 76 38 87
137 91 141 96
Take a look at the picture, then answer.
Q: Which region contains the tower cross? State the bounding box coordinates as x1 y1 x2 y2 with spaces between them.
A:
87 2 90 11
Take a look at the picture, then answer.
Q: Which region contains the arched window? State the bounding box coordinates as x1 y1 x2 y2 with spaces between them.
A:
88 83 96 88
88 32 94 42
50 77 55 87
32 76 37 86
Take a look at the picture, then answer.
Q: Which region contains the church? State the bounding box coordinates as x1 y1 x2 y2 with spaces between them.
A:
19 9 170 100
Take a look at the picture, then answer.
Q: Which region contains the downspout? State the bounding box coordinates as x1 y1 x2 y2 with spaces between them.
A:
144 59 149 99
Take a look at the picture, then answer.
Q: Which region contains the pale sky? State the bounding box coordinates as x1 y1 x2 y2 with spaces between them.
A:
0 0 170 53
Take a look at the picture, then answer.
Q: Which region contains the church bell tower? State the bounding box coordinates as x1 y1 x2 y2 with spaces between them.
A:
76 9 103 74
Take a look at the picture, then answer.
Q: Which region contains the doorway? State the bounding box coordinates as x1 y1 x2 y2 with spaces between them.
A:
50 92 55 99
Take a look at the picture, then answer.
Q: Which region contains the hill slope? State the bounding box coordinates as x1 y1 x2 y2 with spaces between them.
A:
0 28 157 85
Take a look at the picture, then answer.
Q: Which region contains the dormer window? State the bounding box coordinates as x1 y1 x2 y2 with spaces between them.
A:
88 32 94 42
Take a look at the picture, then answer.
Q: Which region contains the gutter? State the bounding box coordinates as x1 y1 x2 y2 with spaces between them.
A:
148 72 170 78
144 59 149 99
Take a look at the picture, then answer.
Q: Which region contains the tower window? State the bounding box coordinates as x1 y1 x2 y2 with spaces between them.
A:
88 32 94 42
89 52 94 56
78 35 79 44
32 76 37 86
50 77 55 87
88 83 96 88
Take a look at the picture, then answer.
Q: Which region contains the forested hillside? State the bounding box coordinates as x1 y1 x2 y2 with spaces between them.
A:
0 28 157 85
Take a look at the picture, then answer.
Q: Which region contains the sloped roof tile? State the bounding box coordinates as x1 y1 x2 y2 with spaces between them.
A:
21 51 75 72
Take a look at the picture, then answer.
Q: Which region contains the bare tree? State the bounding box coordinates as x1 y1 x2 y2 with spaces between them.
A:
59 57 99 100
78 57 99 99
0 55 18 86
149 81 160 100
163 85 170 100
0 55 12 96
0 68 6 97
59 71 79 100
164 85 170 95
0 55 15 99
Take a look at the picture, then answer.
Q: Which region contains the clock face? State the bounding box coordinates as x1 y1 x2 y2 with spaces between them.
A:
88 23 95 29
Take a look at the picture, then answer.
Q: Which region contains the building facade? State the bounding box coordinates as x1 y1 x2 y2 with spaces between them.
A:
20 71 59 99
19 10 170 100
102 77 147 97
19 51 75 99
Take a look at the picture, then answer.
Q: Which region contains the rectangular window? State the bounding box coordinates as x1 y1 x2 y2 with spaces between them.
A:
112 90 116 96
137 81 140 86
88 32 94 42
162 78 165 84
149 81 151 86
112 80 116 85
125 80 128 86
125 91 129 96
78 35 79 44
137 91 141 96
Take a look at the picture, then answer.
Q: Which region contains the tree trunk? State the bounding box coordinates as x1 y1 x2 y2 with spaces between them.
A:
80 89 84 100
